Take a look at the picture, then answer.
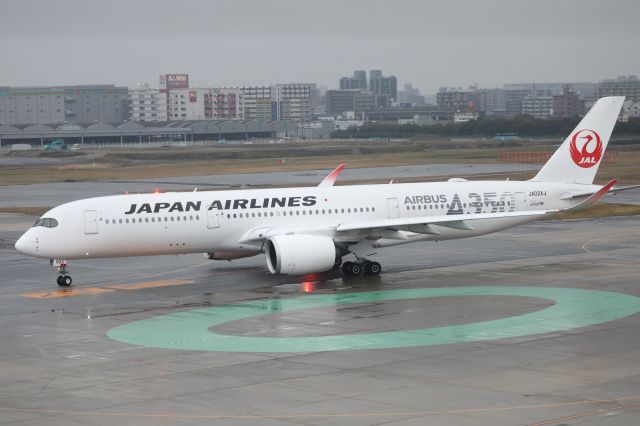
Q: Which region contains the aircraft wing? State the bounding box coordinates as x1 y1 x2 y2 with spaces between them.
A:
239 209 558 244
335 209 557 234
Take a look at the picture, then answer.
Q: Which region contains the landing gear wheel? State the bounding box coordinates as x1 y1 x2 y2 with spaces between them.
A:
54 260 72 287
57 275 72 287
342 261 354 274
366 261 382 275
334 256 343 267
350 263 363 275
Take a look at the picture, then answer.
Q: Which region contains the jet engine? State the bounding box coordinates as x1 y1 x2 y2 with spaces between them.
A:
265 234 336 275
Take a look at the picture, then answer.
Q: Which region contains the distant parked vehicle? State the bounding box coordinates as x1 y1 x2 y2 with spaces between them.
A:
10 143 33 151
492 132 519 141
70 143 81 150
44 139 67 151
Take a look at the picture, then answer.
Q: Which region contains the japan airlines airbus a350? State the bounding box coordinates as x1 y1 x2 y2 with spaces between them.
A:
15 97 637 287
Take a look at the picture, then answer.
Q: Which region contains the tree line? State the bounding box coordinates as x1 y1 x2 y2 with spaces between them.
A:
331 116 640 139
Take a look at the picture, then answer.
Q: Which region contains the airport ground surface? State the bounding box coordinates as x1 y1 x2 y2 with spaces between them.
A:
0 163 538 208
1 166 640 425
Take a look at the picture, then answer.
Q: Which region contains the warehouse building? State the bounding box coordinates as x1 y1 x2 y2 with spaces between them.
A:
0 119 300 148
0 85 129 125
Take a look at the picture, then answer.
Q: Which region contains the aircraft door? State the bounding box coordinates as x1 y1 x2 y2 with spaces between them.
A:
84 210 99 235
515 193 528 211
207 209 220 229
387 198 400 219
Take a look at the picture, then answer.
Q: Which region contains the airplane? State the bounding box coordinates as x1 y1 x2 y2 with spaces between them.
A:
15 96 638 287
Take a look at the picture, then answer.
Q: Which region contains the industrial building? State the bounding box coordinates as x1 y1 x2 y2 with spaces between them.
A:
0 85 129 126
0 119 300 148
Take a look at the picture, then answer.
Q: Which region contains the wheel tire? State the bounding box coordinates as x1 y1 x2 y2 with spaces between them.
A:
60 276 72 287
342 261 354 274
56 275 64 286
368 262 382 275
350 263 363 275
334 256 343 267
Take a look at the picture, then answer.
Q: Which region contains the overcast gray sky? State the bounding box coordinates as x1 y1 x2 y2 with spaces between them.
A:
1 0 638 94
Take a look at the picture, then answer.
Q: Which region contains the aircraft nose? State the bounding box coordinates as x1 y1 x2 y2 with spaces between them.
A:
15 233 36 256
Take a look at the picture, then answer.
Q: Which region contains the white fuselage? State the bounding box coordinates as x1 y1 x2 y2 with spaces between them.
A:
15 180 596 260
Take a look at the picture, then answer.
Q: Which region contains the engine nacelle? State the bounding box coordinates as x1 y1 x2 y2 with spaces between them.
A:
204 249 260 261
266 234 336 275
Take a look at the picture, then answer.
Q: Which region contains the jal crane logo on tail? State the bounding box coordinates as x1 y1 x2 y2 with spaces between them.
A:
570 129 602 168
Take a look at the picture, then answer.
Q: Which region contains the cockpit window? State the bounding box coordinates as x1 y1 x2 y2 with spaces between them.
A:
32 218 58 228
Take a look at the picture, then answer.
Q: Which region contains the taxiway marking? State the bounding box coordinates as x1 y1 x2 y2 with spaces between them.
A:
21 279 193 299
108 286 640 352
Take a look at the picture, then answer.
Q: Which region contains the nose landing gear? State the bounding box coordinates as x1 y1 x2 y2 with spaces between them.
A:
51 259 72 287
57 275 72 287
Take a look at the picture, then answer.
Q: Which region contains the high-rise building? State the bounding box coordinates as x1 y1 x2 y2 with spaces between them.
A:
369 70 397 102
272 83 317 123
210 88 244 120
436 88 475 110
0 85 128 125
553 85 585 118
240 86 273 121
129 85 168 122
483 88 507 116
353 70 367 88
398 83 425 106
325 90 356 116
522 95 554 119
167 88 243 121
339 70 367 90
369 70 383 80
599 76 640 102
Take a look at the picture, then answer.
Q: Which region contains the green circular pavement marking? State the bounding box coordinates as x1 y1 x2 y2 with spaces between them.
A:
107 287 640 352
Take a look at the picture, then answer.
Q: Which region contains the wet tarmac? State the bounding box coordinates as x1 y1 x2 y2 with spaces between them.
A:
1 208 640 425
0 163 539 208
2 162 640 425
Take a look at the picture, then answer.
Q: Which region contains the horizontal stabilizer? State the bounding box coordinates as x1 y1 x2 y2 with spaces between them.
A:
561 182 639 200
563 179 617 212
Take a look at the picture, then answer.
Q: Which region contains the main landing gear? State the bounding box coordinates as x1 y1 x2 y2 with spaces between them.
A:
341 259 382 276
53 260 72 287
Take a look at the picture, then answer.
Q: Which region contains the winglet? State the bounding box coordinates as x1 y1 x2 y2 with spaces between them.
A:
564 179 617 212
318 164 345 187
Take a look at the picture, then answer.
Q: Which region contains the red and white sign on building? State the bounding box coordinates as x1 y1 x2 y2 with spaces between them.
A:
159 74 189 90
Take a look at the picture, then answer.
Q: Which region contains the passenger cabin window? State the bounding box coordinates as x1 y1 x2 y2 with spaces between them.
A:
33 218 58 228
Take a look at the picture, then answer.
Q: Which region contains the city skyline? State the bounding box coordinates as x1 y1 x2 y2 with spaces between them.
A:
1 0 638 94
